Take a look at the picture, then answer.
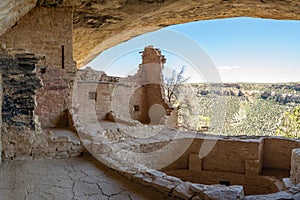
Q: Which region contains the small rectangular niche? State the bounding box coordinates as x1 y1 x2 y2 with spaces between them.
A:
88 92 97 101
134 105 140 112
61 45 65 69
219 180 230 186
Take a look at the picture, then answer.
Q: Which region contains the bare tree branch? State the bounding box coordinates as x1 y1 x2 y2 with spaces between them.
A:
164 66 190 106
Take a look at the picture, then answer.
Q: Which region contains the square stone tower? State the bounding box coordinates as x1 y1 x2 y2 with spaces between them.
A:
130 46 168 124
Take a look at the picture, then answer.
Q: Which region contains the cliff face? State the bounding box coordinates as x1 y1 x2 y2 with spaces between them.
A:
2 0 300 67
177 83 300 136
0 0 37 37
71 0 300 67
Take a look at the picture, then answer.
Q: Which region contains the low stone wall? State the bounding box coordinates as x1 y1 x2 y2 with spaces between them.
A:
75 129 245 199
31 129 86 160
291 148 300 184
73 121 300 199
263 137 300 170
163 137 264 175
166 170 279 195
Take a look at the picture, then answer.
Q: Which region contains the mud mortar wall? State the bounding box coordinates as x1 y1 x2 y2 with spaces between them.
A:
0 49 41 159
162 136 300 195
77 46 171 124
0 7 76 129
163 138 264 174
263 137 300 170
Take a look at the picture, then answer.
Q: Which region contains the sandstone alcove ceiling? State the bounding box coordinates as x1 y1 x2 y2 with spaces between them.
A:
0 0 37 36
2 0 300 67
70 0 300 67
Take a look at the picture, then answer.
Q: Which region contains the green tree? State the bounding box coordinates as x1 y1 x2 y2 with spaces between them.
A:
196 115 210 131
276 106 300 138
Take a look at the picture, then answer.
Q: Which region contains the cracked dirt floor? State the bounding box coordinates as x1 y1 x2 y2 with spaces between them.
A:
0 155 168 200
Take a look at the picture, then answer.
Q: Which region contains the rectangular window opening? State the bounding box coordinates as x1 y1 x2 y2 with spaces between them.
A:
134 105 140 112
219 180 230 186
88 92 97 101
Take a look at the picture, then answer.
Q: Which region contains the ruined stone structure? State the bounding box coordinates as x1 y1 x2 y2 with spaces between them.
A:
77 46 170 125
0 6 75 129
164 137 300 195
0 49 41 160
1 0 300 199
0 48 84 161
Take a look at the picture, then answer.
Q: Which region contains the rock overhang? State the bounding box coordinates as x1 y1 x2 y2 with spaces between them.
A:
3 0 300 67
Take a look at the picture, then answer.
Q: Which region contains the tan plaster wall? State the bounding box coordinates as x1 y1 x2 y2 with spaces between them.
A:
263 137 300 170
0 7 76 128
74 81 99 123
75 77 135 122
95 83 115 120
163 138 263 175
161 136 300 195
129 86 149 123
109 81 135 120
76 76 169 124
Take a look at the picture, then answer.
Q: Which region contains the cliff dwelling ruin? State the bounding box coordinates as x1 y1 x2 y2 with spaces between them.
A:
0 0 300 199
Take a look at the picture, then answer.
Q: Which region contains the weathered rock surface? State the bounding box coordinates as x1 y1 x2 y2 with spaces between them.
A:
2 1 300 67
261 91 300 104
0 48 42 159
245 184 300 200
0 0 37 37
69 0 300 67
0 6 76 129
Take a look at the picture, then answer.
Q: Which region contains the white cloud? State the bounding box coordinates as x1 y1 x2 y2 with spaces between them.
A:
218 65 241 72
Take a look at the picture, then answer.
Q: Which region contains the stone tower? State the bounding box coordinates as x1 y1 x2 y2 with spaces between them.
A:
137 45 166 85
130 46 168 124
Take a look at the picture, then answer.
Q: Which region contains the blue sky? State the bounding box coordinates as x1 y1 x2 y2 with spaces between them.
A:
88 17 300 83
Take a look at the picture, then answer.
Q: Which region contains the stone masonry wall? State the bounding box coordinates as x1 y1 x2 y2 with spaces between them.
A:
76 72 139 122
156 135 300 196
162 136 300 176
129 85 149 123
0 49 42 159
0 7 76 129
166 170 279 195
163 138 264 175
72 116 300 199
131 46 169 124
77 46 171 124
291 148 300 184
263 137 300 170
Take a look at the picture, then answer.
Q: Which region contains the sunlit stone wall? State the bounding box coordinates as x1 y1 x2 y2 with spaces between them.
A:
0 7 76 128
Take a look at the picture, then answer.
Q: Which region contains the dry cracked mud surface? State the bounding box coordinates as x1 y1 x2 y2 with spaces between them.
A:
0 155 169 200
